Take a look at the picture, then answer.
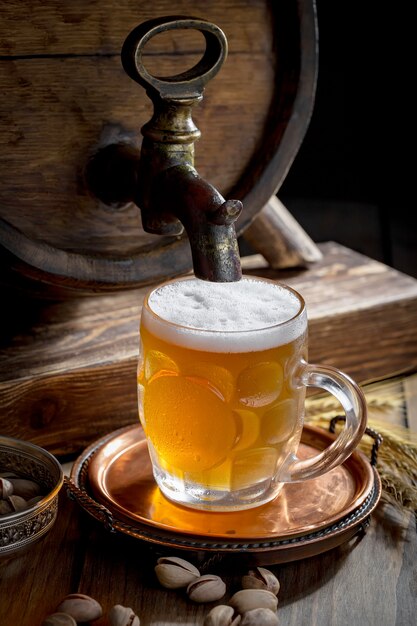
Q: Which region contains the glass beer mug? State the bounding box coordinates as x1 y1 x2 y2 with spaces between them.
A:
137 276 367 511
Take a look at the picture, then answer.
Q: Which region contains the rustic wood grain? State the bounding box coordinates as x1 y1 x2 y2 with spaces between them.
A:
0 472 415 625
0 1 274 56
1 263 416 624
0 53 273 249
0 0 318 291
243 195 323 268
0 242 417 455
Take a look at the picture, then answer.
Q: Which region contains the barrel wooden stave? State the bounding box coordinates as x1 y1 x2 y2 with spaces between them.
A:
0 0 317 291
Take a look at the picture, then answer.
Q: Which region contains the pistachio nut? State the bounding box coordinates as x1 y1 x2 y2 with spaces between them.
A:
155 556 200 589
7 494 28 512
108 604 140 626
9 477 41 500
229 589 278 614
27 495 44 507
240 608 279 626
187 574 226 603
0 477 14 499
55 593 103 622
241 567 280 596
204 604 241 626
42 613 77 626
0 499 13 515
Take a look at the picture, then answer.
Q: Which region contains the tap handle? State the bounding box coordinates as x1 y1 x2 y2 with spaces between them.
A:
121 16 228 99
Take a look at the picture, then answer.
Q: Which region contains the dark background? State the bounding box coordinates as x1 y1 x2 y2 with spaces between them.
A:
278 1 416 278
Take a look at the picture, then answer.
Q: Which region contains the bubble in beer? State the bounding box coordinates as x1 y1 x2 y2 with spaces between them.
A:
237 361 283 408
144 375 236 473
260 398 298 445
145 350 180 381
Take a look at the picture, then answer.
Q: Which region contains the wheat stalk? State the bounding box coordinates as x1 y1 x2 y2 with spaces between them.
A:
305 377 417 511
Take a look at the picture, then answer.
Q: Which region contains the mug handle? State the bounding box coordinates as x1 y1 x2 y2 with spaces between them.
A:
286 363 367 482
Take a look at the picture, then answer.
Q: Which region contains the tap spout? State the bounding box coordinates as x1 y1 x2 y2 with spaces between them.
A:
121 16 243 282
148 164 242 282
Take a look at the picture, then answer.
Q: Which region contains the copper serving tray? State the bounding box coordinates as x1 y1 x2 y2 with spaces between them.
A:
69 424 381 565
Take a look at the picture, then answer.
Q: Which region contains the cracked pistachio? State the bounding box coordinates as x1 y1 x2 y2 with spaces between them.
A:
0 500 13 515
187 574 226 603
27 495 44 507
241 567 280 596
7 495 28 512
240 608 279 626
55 593 102 622
204 604 241 626
0 477 13 499
229 589 278 614
108 604 140 626
42 613 77 626
9 477 42 499
155 556 200 589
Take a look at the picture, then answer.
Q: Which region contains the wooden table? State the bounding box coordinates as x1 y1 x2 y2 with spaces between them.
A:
1 386 416 626
1 491 415 626
1 246 417 625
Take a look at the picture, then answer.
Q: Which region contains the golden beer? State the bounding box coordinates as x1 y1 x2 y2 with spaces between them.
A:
138 276 308 509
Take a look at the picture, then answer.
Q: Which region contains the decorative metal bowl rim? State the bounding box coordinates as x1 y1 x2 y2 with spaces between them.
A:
0 435 64 553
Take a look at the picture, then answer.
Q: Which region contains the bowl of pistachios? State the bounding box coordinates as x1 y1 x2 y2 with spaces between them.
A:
0 435 64 557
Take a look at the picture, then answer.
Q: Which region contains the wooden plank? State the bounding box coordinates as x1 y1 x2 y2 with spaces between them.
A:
0 53 273 252
0 490 415 625
1 242 417 455
0 492 82 625
243 195 323 268
275 507 417 626
1 324 416 625
0 1 273 56
308 299 417 385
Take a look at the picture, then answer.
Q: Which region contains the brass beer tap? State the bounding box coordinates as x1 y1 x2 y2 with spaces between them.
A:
87 17 243 282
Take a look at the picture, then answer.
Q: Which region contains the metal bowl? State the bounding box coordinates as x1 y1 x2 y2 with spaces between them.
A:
0 435 64 557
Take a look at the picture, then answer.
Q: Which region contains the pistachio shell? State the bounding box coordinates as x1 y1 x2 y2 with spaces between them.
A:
108 604 140 626
42 613 77 626
0 499 13 515
187 574 226 603
240 608 279 626
27 495 44 507
9 478 42 499
204 604 241 626
7 495 28 512
155 556 200 589
241 567 280 596
55 593 102 622
0 472 19 479
229 589 278 614
0 477 14 499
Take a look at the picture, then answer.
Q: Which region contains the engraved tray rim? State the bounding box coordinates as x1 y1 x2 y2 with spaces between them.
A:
68 423 382 563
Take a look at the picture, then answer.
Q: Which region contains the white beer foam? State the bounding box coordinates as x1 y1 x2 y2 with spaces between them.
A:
143 276 307 352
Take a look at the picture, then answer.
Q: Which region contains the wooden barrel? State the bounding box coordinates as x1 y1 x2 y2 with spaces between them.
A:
0 0 317 294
